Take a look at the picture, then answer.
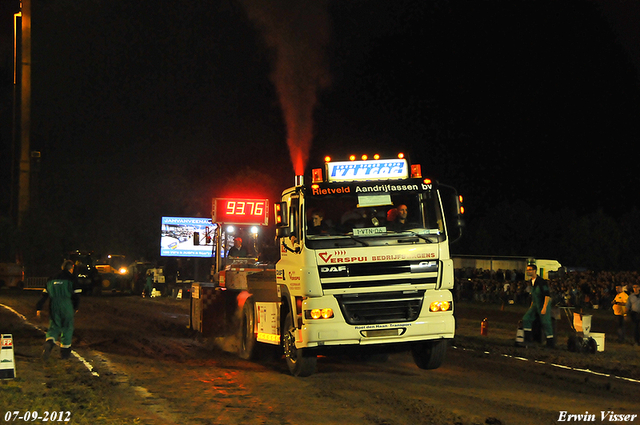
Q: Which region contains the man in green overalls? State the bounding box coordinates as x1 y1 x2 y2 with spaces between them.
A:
522 264 555 348
36 260 81 360
145 270 154 297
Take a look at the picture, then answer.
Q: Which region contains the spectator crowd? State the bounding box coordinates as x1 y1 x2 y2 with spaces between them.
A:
455 268 640 311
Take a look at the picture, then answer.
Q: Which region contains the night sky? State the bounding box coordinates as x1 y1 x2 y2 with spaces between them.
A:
1 0 640 262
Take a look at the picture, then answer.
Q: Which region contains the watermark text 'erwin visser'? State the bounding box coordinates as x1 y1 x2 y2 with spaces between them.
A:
557 411 638 422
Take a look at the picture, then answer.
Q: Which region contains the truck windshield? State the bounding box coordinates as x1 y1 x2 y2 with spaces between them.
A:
304 189 445 248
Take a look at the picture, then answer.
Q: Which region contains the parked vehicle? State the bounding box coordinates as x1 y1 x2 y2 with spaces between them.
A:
68 251 102 295
0 263 24 289
95 254 130 292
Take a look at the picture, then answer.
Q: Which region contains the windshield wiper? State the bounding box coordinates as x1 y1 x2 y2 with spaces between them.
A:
332 235 369 247
396 230 433 243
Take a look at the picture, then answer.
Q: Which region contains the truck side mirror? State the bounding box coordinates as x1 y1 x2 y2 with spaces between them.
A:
275 202 291 238
451 194 465 243
439 184 465 244
276 227 292 238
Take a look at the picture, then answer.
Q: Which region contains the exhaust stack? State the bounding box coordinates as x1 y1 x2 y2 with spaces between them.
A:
295 175 304 186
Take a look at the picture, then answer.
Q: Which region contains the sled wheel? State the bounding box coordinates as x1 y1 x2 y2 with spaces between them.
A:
239 298 258 360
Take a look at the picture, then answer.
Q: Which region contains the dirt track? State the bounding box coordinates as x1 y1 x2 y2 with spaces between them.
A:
2 290 639 425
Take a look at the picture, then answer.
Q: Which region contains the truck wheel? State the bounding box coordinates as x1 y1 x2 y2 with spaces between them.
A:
412 339 447 370
283 312 317 377
239 298 258 360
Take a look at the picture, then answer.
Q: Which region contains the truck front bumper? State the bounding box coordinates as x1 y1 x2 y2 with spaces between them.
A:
296 294 455 349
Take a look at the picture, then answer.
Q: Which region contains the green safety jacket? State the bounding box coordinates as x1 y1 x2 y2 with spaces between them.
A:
530 277 550 310
36 270 80 322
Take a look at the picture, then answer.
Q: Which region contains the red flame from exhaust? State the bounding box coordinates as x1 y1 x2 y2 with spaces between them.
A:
240 0 331 176
280 85 316 176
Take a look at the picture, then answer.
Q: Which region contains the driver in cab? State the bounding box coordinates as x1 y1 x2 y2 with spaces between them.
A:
388 204 409 231
228 237 248 257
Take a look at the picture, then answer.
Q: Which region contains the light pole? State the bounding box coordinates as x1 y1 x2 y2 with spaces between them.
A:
13 0 31 228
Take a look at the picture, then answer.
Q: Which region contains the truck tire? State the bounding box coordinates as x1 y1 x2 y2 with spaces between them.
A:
239 298 258 360
412 339 447 370
283 312 317 377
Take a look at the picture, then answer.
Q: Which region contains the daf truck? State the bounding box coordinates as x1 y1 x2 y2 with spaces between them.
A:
196 154 464 376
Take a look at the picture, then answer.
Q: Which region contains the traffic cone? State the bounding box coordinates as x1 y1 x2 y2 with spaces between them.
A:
177 289 183 299
0 334 17 379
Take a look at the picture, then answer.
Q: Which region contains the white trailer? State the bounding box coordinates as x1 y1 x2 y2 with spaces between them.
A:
453 255 562 279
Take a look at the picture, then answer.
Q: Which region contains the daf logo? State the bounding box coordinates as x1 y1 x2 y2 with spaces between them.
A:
320 266 347 273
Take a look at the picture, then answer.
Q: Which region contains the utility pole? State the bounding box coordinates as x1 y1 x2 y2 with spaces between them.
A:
13 0 31 228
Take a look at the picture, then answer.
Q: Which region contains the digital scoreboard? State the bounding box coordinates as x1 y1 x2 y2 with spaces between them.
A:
212 198 270 226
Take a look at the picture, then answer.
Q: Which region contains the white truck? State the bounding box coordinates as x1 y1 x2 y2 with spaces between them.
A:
198 154 464 376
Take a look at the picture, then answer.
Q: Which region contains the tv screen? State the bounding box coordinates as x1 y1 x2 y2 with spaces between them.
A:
160 217 216 258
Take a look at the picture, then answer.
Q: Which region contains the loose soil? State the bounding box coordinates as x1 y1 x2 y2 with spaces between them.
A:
1 289 639 425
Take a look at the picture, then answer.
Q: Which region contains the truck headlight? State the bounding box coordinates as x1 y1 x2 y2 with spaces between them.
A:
119 267 128 274
429 301 451 312
305 308 334 319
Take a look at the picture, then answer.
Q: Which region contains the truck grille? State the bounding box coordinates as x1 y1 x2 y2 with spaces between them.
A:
334 290 425 325
318 260 438 290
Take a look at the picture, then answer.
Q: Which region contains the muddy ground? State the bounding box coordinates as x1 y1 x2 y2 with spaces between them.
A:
1 289 639 425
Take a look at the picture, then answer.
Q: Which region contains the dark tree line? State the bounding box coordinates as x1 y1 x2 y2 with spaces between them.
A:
454 201 640 271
